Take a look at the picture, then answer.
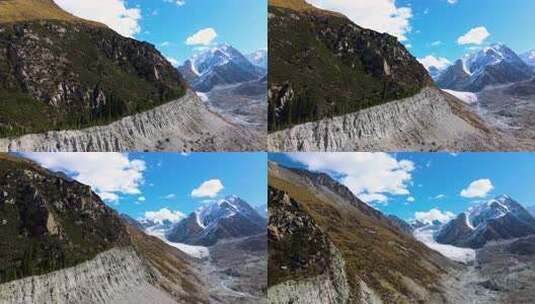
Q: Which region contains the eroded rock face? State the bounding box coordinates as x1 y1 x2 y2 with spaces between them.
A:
0 91 265 152
268 87 508 152
0 248 179 304
268 187 352 304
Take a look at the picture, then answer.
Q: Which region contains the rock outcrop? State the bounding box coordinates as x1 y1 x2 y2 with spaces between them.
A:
0 91 264 151
268 186 353 304
268 87 508 151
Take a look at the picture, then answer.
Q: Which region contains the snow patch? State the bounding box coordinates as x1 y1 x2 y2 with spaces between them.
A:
442 89 478 104
196 92 209 102
144 226 209 259
414 226 475 263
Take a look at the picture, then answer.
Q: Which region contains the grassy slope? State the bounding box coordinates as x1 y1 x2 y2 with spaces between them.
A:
268 1 431 132
268 169 454 302
0 0 82 23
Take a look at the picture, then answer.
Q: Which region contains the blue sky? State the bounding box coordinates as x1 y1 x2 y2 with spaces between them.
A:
54 0 267 65
269 153 535 222
22 152 267 222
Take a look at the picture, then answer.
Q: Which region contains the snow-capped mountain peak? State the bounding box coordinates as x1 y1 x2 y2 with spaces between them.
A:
178 43 264 92
437 43 534 92
435 194 535 249
461 43 519 76
166 195 266 246
195 195 254 228
464 194 525 229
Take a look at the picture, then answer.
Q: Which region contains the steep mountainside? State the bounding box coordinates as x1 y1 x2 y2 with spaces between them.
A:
0 154 220 303
268 0 432 132
436 195 535 249
0 0 188 138
178 44 264 92
167 196 266 246
268 162 463 303
437 44 535 92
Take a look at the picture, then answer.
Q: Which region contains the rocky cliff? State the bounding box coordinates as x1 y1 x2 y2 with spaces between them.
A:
268 87 508 151
268 0 432 132
268 162 461 304
0 91 264 152
0 154 216 303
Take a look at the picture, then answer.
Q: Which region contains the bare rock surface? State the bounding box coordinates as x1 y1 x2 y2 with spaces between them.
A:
268 87 510 152
0 91 265 152
0 247 177 304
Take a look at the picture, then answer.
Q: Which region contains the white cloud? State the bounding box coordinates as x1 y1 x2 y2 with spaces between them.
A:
164 194 176 199
160 41 170 47
432 194 446 200
186 28 217 46
418 55 451 70
447 0 458 4
138 196 146 202
53 0 141 37
191 179 224 198
407 196 415 203
143 208 185 224
307 0 412 41
288 153 414 204
164 0 186 6
165 56 179 67
457 26 490 45
460 179 493 198
429 40 442 47
415 208 456 224
23 153 145 202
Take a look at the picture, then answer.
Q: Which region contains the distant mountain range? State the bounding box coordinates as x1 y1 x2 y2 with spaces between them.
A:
436 43 535 92
435 195 535 249
393 195 535 250
141 195 266 247
178 44 266 92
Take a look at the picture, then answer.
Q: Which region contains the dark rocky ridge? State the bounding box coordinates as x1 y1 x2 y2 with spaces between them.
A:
268 0 432 132
0 0 187 137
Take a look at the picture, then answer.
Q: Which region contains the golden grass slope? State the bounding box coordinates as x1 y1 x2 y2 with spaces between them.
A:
0 0 102 25
268 0 344 17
